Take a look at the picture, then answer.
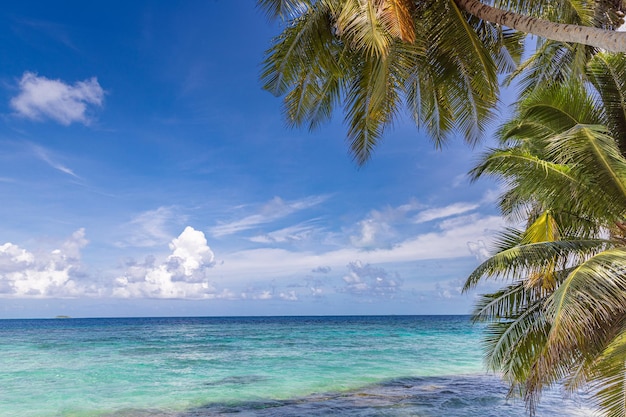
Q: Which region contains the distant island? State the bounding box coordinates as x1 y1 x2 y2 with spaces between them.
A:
55 315 71 319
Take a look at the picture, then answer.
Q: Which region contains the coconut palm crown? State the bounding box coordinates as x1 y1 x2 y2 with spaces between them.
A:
463 52 626 416
259 0 626 164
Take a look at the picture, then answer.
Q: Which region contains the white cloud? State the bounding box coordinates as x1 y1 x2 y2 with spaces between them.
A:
240 288 274 300
113 227 219 299
212 214 505 281
452 173 468 188
10 72 104 125
256 290 273 300
31 144 79 178
434 278 465 300
351 217 392 248
279 290 298 301
341 261 401 298
414 202 479 224
210 195 328 237
249 222 317 244
0 229 91 297
467 240 490 262
116 207 185 248
0 189 505 304
350 201 423 249
169 226 215 274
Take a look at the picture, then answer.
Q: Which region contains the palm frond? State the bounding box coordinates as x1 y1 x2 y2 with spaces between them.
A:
505 42 596 95
546 124 626 213
590 323 626 417
483 301 550 385
587 52 626 154
463 238 609 291
377 0 415 43
344 49 400 164
549 247 626 347
336 0 393 58
257 0 312 20
404 0 499 147
261 3 337 97
493 0 594 25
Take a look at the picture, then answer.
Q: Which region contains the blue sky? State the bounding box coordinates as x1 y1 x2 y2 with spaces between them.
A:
0 0 509 318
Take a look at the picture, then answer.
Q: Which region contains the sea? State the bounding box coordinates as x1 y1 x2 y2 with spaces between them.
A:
0 315 595 417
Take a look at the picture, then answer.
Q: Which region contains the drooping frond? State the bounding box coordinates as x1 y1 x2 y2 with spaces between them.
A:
505 41 596 96
545 124 626 215
471 20 525 75
474 82 626 225
463 238 609 290
261 0 517 163
377 0 416 43
470 147 601 219
590 323 626 417
519 210 559 289
336 0 394 58
261 3 338 97
478 291 550 385
493 0 594 26
258 0 312 20
587 52 626 154
405 0 499 147
523 248 626 410
511 81 603 134
343 48 401 164
548 247 626 348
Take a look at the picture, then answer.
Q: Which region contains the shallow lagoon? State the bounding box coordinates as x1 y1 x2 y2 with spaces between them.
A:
0 316 594 416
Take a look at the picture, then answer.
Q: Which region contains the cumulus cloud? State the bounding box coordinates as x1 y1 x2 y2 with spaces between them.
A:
467 240 490 262
113 227 218 299
10 72 104 125
304 277 326 298
350 217 393 248
240 287 274 300
341 261 402 298
0 229 90 297
435 278 465 299
279 290 298 301
312 266 331 274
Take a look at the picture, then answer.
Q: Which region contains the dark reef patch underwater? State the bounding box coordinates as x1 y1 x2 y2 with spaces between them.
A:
105 375 592 417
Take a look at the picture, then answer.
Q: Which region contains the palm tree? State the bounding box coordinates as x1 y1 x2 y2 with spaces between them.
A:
463 52 626 416
259 0 626 164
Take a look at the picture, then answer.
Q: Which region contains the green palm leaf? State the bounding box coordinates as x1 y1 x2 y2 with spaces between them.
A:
591 324 626 417
587 53 626 153
258 0 312 19
464 238 609 290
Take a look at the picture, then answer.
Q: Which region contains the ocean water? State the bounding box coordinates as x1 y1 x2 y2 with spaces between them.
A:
0 316 594 417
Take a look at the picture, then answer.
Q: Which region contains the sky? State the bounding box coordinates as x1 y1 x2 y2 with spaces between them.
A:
0 0 511 318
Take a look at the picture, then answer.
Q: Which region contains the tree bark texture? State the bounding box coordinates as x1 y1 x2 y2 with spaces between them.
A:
456 0 626 53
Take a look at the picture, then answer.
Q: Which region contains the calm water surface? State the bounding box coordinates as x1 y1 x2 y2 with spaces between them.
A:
0 316 594 416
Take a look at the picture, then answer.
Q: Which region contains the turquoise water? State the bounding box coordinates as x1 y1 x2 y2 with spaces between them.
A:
0 316 593 416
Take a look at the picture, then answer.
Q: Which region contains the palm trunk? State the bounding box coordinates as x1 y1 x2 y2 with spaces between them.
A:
455 0 626 53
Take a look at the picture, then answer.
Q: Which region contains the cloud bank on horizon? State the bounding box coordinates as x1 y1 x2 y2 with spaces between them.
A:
0 194 505 306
